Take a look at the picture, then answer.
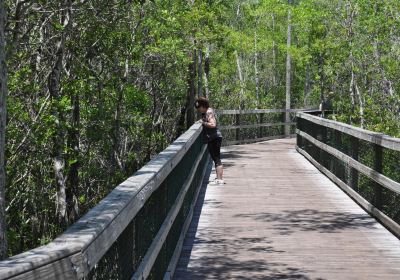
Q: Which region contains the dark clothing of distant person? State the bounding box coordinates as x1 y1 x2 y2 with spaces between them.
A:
202 108 222 167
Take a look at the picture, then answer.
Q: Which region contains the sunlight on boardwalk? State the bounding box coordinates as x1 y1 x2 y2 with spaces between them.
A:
173 139 400 280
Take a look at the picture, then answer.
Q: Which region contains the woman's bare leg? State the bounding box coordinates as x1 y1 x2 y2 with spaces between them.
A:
216 164 223 180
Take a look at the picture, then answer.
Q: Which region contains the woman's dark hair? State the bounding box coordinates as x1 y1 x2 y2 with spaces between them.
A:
194 97 210 109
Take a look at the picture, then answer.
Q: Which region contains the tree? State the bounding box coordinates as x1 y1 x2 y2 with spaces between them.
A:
285 0 292 136
0 0 8 260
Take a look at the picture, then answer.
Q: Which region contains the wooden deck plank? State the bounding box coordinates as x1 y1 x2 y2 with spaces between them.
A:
172 138 400 280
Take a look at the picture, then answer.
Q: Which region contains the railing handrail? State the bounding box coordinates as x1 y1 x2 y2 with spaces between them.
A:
0 123 204 280
296 112 400 237
297 112 400 151
216 108 312 115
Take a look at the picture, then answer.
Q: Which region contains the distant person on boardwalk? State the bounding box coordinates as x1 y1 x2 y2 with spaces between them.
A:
195 97 224 186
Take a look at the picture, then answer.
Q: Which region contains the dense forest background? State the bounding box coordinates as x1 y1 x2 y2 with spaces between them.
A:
0 0 399 258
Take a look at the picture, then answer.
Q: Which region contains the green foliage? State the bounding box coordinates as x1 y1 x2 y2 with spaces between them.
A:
3 0 400 257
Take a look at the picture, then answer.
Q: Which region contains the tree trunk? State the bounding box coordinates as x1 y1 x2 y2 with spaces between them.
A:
285 5 292 137
48 0 72 225
318 53 326 103
254 30 260 107
66 91 79 223
272 14 278 89
350 55 364 127
304 63 312 107
235 50 245 109
7 0 32 58
186 49 196 128
354 78 364 128
0 0 8 260
204 45 210 99
197 49 203 98
113 84 123 170
349 60 356 112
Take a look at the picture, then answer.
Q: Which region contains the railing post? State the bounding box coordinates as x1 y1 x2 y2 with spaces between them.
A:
235 113 240 141
374 144 383 209
333 130 343 180
284 110 290 137
296 115 302 148
319 125 328 165
258 113 264 138
350 137 359 191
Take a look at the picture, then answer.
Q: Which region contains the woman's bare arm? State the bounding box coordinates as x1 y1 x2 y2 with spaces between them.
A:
203 110 217 128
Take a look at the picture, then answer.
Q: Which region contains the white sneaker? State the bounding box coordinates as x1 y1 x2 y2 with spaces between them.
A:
209 179 224 186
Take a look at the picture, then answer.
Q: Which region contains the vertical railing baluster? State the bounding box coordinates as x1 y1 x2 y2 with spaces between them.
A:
374 144 383 209
333 130 344 182
350 137 359 191
258 113 264 138
235 113 240 141
320 125 327 166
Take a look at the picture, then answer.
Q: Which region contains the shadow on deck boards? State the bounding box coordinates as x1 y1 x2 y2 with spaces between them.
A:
173 139 400 280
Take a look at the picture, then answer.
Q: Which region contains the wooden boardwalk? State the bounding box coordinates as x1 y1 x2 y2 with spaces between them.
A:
173 138 400 280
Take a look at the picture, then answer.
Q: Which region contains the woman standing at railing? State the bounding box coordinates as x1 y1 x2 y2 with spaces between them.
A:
195 97 224 186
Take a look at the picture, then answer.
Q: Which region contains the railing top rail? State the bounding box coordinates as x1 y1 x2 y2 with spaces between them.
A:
297 112 400 152
216 108 313 115
0 123 203 279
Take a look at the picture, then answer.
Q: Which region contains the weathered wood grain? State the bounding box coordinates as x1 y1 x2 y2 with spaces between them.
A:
0 123 203 280
163 155 211 280
225 134 296 146
219 122 296 130
132 145 207 280
173 139 400 280
297 112 400 151
296 146 400 237
216 108 310 115
297 129 400 194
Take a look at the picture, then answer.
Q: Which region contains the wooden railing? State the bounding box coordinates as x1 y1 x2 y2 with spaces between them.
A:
0 123 209 280
6 108 398 279
296 112 400 237
216 109 310 146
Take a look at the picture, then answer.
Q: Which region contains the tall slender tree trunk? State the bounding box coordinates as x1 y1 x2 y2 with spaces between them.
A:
186 0 197 127
304 63 312 107
48 0 72 225
349 59 356 113
350 57 365 128
113 83 123 170
254 30 260 107
235 50 245 109
67 90 79 223
197 49 203 98
318 53 326 102
0 0 8 260
203 45 210 99
285 4 292 136
272 14 278 90
186 49 196 128
354 78 364 128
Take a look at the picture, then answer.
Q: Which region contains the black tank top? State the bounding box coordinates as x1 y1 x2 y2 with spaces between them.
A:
202 108 222 143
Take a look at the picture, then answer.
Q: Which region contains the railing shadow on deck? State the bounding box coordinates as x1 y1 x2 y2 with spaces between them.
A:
234 210 377 236
174 181 320 280
0 123 210 280
3 107 399 280
296 111 400 239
